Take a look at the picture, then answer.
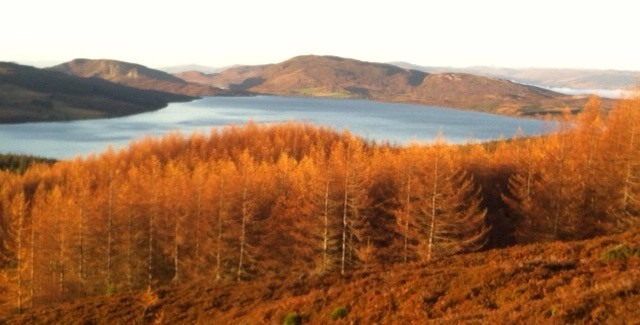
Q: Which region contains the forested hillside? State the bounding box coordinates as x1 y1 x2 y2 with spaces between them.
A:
0 95 638 317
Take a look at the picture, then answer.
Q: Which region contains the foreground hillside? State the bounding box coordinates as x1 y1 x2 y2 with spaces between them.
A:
0 62 193 123
2 230 638 324
50 59 238 97
177 55 609 116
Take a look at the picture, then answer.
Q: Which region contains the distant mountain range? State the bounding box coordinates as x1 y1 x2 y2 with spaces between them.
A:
174 55 610 116
2 55 625 123
390 62 639 91
0 62 193 123
165 60 639 92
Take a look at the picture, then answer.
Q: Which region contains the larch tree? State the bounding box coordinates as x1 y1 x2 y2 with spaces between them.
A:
235 150 257 281
188 160 211 277
143 156 163 290
573 97 609 235
7 191 29 313
392 144 423 263
502 137 547 243
298 145 341 274
268 153 313 272
328 136 372 274
411 136 488 261
163 160 190 284
66 159 94 289
602 96 640 229
303 151 340 274
210 158 238 282
505 112 586 242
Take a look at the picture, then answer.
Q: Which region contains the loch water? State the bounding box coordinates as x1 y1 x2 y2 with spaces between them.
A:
0 96 552 159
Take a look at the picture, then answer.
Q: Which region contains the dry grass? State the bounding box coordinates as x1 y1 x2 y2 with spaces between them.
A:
2 230 638 324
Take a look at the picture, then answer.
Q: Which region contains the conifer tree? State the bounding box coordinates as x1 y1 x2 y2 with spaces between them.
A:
395 137 489 261
603 96 640 229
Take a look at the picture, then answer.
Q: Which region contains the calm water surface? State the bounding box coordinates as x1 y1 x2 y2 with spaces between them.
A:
0 96 551 159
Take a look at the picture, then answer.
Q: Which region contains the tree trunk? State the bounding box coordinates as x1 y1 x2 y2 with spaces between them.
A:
126 211 133 289
57 197 65 298
173 209 180 283
215 177 224 281
237 180 248 282
30 211 35 308
148 201 155 291
622 125 636 214
341 172 348 276
16 198 24 314
323 180 330 271
427 153 439 262
107 182 114 285
404 173 411 263
194 182 202 274
78 206 85 283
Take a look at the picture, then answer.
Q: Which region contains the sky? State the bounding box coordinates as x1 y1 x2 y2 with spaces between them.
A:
2 0 639 70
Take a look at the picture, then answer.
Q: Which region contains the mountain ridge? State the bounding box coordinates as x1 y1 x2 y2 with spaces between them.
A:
177 55 610 116
50 59 234 97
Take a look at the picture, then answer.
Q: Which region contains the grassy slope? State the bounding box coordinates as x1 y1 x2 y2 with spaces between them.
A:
3 230 638 324
0 62 194 123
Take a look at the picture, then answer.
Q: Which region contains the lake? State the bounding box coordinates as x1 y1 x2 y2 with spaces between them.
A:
0 96 552 159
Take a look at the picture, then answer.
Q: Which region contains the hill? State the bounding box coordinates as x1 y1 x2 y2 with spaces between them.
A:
3 230 638 324
0 62 193 123
177 55 609 116
392 62 640 91
50 59 234 97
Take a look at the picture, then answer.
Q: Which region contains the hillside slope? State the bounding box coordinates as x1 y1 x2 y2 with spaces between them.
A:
3 230 638 324
410 73 591 115
178 55 608 116
50 59 232 96
0 62 193 123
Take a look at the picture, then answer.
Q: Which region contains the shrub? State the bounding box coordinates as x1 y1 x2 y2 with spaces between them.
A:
282 312 302 325
599 244 639 261
330 306 348 320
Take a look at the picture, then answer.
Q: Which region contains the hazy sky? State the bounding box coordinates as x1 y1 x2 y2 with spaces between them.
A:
2 0 638 70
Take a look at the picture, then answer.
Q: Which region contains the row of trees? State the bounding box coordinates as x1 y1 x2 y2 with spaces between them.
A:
0 95 638 312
